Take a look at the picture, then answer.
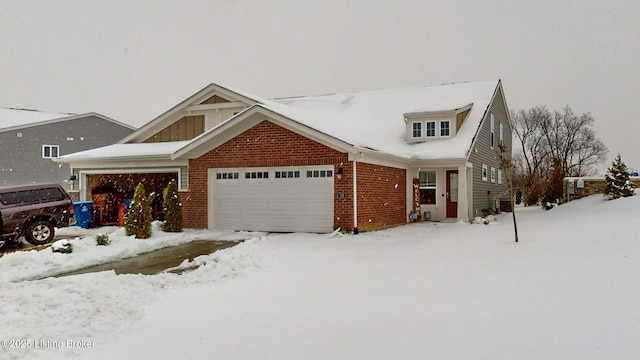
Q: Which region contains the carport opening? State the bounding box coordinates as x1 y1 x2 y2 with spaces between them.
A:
86 173 178 227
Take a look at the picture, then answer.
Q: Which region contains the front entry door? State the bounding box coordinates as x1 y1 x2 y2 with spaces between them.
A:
446 170 458 218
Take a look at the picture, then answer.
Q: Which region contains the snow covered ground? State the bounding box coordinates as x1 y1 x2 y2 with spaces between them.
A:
2 194 639 359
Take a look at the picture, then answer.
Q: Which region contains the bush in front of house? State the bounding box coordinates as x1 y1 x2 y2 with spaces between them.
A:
605 154 635 199
95 233 110 246
125 183 152 239
51 239 73 254
161 179 183 232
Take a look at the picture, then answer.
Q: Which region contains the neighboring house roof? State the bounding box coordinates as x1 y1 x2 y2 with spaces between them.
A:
0 107 136 132
57 80 501 163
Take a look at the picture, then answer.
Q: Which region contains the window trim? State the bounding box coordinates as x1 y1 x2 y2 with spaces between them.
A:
490 114 495 148
411 122 422 138
482 164 488 182
42 145 60 159
498 169 503 184
491 167 496 183
425 121 436 137
499 122 504 144
418 170 437 205
440 120 450 137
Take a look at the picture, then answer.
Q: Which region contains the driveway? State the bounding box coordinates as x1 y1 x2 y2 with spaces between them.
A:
57 240 240 277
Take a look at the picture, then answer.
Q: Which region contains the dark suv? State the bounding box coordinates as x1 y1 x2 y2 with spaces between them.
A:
0 184 76 245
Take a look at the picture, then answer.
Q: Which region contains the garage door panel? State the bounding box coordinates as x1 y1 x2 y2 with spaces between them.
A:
209 167 334 232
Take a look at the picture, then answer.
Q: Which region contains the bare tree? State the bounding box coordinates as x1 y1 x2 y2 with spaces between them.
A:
511 105 608 203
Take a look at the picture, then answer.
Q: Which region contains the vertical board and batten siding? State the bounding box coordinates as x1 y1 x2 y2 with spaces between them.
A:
467 87 512 215
143 115 205 143
0 116 134 190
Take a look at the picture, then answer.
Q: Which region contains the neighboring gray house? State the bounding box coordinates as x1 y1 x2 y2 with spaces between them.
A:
0 108 135 192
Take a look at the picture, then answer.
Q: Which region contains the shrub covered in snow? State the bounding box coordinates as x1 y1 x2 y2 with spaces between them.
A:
472 215 497 225
125 183 152 239
161 179 183 233
95 233 110 246
605 154 635 199
51 239 73 254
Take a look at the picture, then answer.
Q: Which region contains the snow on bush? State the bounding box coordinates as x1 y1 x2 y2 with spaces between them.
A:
51 239 73 254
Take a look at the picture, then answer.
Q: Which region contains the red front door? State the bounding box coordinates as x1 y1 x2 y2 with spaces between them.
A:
446 170 458 218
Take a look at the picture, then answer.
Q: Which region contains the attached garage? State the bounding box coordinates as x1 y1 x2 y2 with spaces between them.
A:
208 166 334 232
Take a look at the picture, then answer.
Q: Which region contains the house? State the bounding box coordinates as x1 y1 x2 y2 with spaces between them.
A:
0 108 136 195
55 80 512 232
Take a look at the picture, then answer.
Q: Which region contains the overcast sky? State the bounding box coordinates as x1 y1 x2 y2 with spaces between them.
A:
1 0 638 173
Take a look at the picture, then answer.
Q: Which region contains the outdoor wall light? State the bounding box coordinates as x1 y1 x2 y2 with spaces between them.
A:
68 175 77 181
337 168 343 180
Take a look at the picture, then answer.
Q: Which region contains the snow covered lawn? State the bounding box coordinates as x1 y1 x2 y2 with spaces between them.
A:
2 194 640 359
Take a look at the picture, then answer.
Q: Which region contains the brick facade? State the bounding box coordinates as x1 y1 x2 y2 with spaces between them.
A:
182 120 355 231
356 163 407 231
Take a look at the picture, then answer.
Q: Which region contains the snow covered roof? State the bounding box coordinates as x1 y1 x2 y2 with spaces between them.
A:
264 80 499 159
56 141 191 162
0 107 77 131
59 80 501 163
0 107 136 132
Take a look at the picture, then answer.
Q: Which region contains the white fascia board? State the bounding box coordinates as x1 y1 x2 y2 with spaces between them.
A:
118 83 261 144
60 158 182 169
403 103 474 121
409 158 468 168
466 81 501 160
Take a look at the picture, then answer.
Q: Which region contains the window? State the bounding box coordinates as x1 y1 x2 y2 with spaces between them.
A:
426 121 436 137
42 145 59 159
490 114 495 148
418 170 437 204
412 122 422 138
499 122 504 144
498 169 503 184
245 171 269 179
440 121 450 137
34 187 66 202
216 172 239 180
491 167 496 183
307 170 333 178
276 171 300 178
482 164 488 181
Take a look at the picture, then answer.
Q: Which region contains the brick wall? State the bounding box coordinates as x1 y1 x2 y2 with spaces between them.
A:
182 120 354 231
356 163 407 232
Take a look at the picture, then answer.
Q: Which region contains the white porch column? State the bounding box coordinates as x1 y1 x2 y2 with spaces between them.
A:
457 164 469 222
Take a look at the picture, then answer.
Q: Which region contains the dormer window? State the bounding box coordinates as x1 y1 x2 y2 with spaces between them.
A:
412 122 422 138
440 121 450 137
404 103 472 144
426 121 436 137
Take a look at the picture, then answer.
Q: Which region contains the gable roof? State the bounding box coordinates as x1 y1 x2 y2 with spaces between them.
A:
58 80 502 163
0 108 136 132
117 83 267 144
265 80 499 160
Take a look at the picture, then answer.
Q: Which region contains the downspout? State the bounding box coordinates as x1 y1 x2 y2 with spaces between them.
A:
353 160 358 234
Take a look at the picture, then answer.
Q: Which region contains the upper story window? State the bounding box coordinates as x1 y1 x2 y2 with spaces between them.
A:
490 114 495 148
42 145 59 159
499 122 504 144
412 122 422 138
426 121 436 137
440 121 450 137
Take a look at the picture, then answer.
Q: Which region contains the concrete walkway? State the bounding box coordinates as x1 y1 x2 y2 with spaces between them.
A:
58 240 239 277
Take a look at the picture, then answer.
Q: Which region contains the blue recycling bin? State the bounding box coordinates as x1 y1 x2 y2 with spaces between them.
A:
73 201 94 229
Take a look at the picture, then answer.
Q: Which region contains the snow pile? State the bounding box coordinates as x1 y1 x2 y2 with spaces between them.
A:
0 222 247 283
2 194 640 359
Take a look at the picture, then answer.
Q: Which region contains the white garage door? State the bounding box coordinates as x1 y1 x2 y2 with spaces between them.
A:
208 166 334 232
